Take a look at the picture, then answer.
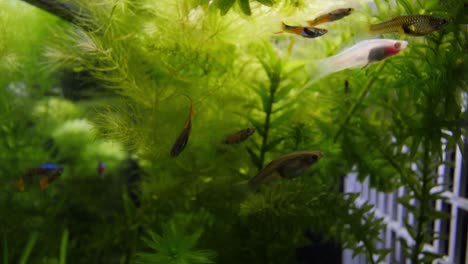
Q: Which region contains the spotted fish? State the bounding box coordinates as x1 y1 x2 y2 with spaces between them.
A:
370 15 448 36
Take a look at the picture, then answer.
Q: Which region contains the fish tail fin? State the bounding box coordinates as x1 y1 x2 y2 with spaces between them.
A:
247 174 264 192
293 60 328 95
274 22 287 34
369 20 397 35
310 59 331 80
40 177 49 190
307 16 326 26
306 19 316 26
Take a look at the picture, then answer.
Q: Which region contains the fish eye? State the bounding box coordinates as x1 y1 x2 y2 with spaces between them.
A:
394 42 401 49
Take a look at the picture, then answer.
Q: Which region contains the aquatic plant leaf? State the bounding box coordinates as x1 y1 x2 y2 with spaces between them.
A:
421 251 444 262
136 217 216 264
255 0 274 7
253 85 270 113
216 0 236 15
243 115 265 137
265 137 285 151
397 0 415 14
271 98 297 114
59 229 69 264
274 83 295 103
246 146 261 167
270 110 294 128
19 232 38 264
238 0 251 16
2 236 7 264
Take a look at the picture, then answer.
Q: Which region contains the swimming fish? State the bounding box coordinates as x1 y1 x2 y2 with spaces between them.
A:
170 95 195 157
276 22 328 38
370 15 448 36
307 8 354 26
97 161 106 176
315 39 407 78
18 163 64 191
223 128 256 144
248 151 322 190
40 168 63 190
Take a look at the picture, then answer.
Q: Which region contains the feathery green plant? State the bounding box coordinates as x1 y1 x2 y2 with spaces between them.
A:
1 0 466 263
136 215 216 264
326 0 466 262
243 44 302 169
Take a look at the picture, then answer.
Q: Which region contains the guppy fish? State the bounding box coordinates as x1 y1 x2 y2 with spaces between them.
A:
18 163 64 191
170 95 195 157
370 15 448 36
316 39 408 77
97 161 106 176
248 151 322 190
276 22 328 38
223 128 256 144
307 8 353 26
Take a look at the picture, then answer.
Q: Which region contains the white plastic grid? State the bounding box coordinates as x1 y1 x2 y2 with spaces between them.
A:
342 144 468 264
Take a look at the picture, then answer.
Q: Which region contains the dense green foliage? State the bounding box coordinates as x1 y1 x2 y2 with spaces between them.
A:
1 0 466 263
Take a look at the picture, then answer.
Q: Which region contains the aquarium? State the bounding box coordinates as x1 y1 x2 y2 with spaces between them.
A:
1 0 466 263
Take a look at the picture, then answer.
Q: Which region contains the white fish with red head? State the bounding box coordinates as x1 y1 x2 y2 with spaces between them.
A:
316 39 408 77
296 39 408 94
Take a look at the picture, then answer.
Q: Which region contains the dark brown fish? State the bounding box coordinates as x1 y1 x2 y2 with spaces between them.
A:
370 15 448 36
170 96 194 157
307 8 354 26
248 151 323 190
223 128 256 144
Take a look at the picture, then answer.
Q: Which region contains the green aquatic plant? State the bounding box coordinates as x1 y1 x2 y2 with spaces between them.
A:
59 229 69 264
242 44 303 169
1 0 466 263
239 180 389 263
19 232 38 264
326 0 467 262
136 215 216 264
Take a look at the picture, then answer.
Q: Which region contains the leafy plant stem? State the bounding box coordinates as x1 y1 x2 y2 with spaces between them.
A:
411 143 430 263
258 75 279 169
363 240 377 264
333 61 387 142
3 236 7 264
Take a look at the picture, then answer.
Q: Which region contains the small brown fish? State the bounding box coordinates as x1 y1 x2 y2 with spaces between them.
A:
248 151 323 190
276 22 328 38
370 15 448 36
307 8 354 26
223 128 256 144
170 96 195 157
